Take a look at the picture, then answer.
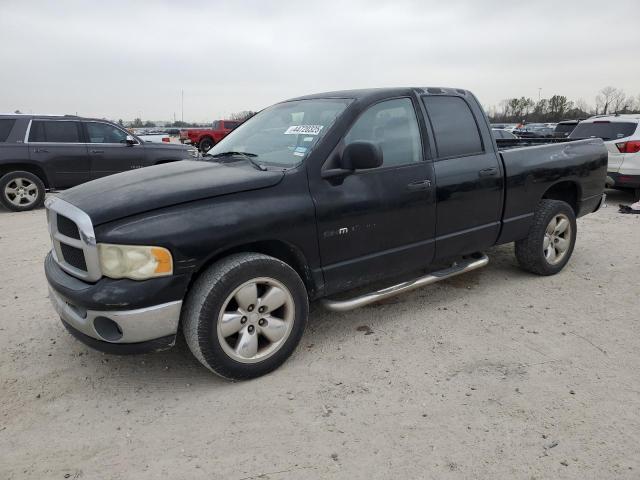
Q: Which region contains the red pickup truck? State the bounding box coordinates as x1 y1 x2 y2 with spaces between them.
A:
179 120 241 152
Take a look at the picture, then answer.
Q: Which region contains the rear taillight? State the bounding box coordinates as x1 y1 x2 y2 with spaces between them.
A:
162 137 170 143
615 140 640 153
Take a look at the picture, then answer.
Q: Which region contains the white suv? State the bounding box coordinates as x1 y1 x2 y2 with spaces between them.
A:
569 114 640 200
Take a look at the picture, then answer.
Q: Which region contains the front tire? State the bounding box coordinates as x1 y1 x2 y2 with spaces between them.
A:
515 199 577 275
183 253 308 380
0 171 46 212
199 137 214 153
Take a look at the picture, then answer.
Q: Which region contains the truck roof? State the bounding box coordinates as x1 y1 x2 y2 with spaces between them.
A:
287 87 471 102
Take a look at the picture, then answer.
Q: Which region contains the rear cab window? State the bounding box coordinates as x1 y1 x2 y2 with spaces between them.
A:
29 120 81 142
569 121 638 141
0 119 16 142
422 96 484 158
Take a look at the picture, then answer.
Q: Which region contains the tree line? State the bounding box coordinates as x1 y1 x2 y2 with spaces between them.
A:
486 86 640 123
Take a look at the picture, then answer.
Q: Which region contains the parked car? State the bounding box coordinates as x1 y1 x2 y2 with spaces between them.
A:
553 120 581 138
0 115 199 211
44 87 607 380
492 128 518 139
569 114 640 200
179 120 241 152
137 132 171 143
515 125 555 138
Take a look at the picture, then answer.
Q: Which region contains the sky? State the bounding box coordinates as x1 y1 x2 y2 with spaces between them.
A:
1 0 638 123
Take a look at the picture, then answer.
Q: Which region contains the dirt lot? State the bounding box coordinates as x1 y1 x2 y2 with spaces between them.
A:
1 190 639 479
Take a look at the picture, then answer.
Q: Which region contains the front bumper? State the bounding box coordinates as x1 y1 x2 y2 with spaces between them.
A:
49 286 182 345
45 252 185 352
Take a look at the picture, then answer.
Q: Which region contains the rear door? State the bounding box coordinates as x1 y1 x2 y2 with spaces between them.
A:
311 97 436 293
83 121 147 179
27 119 90 188
421 94 503 260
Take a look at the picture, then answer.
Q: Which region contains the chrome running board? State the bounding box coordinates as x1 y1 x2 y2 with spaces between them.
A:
321 252 489 312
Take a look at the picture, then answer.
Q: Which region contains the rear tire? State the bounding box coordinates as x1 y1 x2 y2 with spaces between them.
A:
633 188 640 202
199 137 214 153
183 253 308 380
515 199 576 276
0 171 46 212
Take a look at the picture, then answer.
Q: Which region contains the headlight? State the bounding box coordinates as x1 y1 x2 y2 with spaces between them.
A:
98 244 173 280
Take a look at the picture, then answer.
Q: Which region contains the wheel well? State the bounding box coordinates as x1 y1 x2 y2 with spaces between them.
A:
0 163 50 188
190 240 315 297
541 181 579 215
198 136 214 145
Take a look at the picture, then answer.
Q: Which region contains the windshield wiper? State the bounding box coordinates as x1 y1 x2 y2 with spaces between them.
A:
206 151 266 171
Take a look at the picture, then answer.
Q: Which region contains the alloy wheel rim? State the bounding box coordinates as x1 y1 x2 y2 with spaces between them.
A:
217 277 295 364
4 178 38 207
543 213 571 265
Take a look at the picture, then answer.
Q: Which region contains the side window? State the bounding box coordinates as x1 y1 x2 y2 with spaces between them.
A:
29 120 80 143
86 122 128 143
0 119 16 142
344 98 422 167
422 96 483 158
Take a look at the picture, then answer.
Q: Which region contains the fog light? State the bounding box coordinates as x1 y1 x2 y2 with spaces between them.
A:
94 316 123 341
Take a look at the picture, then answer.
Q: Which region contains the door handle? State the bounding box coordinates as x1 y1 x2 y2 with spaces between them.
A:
478 167 498 177
91 149 105 154
33 148 49 153
407 179 432 191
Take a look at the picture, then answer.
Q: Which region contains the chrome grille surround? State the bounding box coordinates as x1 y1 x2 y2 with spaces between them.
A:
45 196 102 282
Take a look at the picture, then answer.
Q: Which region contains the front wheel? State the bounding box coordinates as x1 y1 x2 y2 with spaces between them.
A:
198 137 214 153
182 253 308 380
515 199 577 275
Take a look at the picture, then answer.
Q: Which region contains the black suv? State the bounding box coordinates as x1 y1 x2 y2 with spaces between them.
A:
0 115 199 211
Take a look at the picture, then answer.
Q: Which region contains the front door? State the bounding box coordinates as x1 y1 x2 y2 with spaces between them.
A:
27 119 90 189
310 97 436 294
83 122 146 179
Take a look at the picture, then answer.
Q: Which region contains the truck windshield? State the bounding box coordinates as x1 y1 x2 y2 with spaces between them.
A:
205 98 352 167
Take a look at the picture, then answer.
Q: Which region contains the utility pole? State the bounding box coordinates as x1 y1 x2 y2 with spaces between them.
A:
538 88 542 102
181 90 184 123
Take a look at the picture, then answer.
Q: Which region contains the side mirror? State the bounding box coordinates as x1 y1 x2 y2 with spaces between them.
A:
321 141 383 182
341 141 383 170
125 135 137 146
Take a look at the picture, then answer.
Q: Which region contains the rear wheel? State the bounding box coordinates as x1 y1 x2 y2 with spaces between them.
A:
0 171 46 212
199 137 214 153
183 253 308 380
515 199 576 275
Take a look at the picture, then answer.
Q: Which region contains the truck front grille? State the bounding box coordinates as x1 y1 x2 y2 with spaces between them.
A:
59 243 88 271
57 214 81 239
45 197 102 282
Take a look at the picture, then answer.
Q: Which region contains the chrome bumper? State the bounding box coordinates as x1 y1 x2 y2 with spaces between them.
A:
49 287 182 343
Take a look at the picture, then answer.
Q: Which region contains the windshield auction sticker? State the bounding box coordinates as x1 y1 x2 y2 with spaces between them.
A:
284 125 324 135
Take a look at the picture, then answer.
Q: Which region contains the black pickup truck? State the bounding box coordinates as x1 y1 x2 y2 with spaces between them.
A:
0 115 199 211
43 87 607 380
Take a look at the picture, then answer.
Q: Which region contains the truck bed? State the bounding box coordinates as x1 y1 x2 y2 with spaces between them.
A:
496 138 608 244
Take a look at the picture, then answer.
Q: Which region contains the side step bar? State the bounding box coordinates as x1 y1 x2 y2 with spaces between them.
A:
321 252 489 312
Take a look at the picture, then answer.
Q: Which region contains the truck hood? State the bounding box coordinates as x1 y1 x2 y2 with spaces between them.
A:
57 160 284 225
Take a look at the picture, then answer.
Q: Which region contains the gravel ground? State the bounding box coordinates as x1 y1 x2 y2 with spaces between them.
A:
1 189 639 480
